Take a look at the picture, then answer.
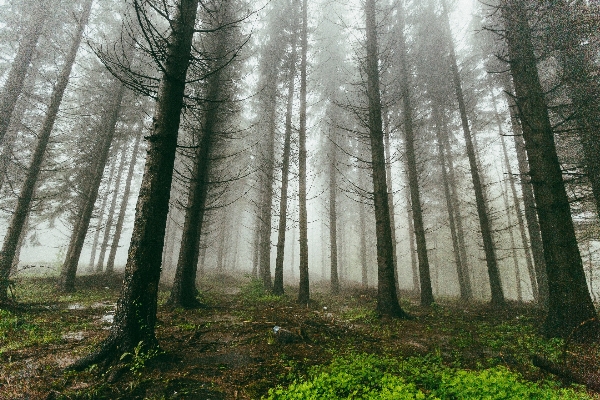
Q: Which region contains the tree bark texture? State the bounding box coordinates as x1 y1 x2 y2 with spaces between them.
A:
297 0 310 304
69 0 199 368
365 0 407 317
501 0 596 338
0 0 92 301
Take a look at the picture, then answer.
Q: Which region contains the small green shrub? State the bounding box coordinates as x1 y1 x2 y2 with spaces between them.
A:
239 278 281 303
265 354 590 400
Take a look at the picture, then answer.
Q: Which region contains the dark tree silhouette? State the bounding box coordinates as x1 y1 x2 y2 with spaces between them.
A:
69 0 200 368
501 0 596 338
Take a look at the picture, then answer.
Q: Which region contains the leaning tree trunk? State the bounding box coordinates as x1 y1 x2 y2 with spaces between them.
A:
58 81 126 292
169 15 230 307
0 0 50 144
442 0 504 306
397 4 433 306
365 0 408 318
501 0 596 338
504 82 548 306
69 0 200 369
491 88 537 301
97 141 129 274
552 0 600 221
105 131 143 273
273 17 298 295
433 104 472 301
297 0 310 305
0 0 92 302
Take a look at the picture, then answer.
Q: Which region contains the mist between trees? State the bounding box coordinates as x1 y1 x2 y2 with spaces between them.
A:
0 0 598 369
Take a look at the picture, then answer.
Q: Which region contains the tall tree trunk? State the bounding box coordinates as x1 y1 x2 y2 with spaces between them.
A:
105 131 142 273
58 80 126 291
504 84 548 306
383 116 399 294
0 0 50 144
442 0 504 306
97 139 129 274
297 0 310 304
397 4 433 306
329 130 339 294
360 189 368 287
433 104 472 300
257 78 277 291
69 0 200 369
501 0 596 338
274 18 298 295
552 0 600 220
406 192 419 294
492 89 538 301
365 0 407 317
501 168 523 302
0 0 92 301
168 16 229 307
90 151 119 272
440 114 471 294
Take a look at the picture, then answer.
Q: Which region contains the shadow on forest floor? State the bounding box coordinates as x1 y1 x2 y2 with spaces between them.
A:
0 272 599 399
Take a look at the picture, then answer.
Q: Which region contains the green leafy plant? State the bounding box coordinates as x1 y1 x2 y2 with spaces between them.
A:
120 341 162 375
265 353 591 399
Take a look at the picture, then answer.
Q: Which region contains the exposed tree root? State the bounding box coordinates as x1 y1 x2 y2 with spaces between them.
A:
533 355 600 392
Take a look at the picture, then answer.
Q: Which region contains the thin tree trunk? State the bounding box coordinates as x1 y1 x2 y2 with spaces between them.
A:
504 83 548 306
501 0 596 338
493 91 537 301
442 0 504 306
257 81 277 291
90 152 118 272
501 169 523 302
97 138 129 274
297 0 310 304
360 190 368 287
58 82 126 291
433 104 472 300
406 193 419 295
329 133 339 294
0 0 92 301
441 114 471 293
69 0 200 369
106 131 142 273
0 0 50 144
274 18 298 295
383 116 399 294
397 4 433 306
365 0 407 317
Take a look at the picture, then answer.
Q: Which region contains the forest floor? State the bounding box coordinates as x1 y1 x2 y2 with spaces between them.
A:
1 272 599 399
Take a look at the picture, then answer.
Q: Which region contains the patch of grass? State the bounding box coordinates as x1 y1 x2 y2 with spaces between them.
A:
239 277 282 304
265 353 591 399
340 306 378 323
